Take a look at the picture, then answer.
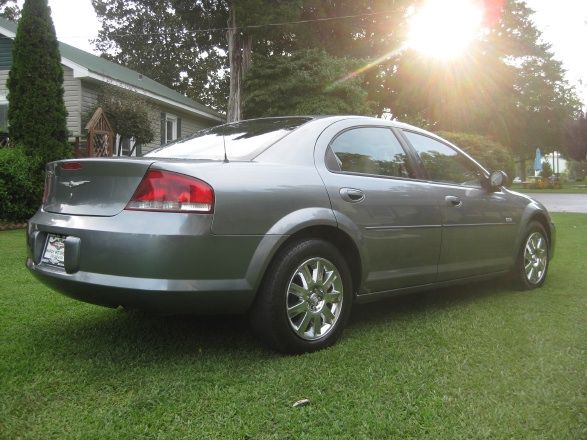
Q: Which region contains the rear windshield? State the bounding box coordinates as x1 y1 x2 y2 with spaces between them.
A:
146 117 312 160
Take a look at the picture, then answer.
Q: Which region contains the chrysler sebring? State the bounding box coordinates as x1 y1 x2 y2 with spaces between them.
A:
27 116 555 353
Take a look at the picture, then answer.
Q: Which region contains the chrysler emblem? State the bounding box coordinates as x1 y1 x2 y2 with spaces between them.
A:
60 180 90 189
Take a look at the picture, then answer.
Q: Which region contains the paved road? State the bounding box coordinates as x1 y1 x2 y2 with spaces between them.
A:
525 193 587 213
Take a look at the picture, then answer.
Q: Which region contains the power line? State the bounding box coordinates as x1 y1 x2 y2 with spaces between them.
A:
99 8 401 39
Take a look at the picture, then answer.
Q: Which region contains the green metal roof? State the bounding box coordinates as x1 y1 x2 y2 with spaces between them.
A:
0 17 223 121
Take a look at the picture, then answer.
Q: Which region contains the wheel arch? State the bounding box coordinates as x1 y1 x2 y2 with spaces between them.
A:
517 205 554 259
244 210 365 301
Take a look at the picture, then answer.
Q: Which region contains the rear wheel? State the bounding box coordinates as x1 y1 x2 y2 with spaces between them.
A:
250 239 353 354
513 221 549 290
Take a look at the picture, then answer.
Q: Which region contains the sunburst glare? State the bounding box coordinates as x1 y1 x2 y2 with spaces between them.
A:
407 0 485 59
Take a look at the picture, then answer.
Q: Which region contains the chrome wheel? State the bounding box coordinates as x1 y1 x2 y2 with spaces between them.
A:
523 232 548 285
286 257 344 341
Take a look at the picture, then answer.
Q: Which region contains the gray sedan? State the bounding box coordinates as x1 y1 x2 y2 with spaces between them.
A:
27 116 555 353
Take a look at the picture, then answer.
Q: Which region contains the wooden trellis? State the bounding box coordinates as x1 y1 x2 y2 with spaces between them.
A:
85 107 114 157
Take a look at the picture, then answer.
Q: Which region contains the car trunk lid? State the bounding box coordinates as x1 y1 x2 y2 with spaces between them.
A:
43 158 157 217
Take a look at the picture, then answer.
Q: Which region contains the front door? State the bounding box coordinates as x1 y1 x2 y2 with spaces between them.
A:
400 130 519 281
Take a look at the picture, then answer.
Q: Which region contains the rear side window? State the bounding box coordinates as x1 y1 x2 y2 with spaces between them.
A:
403 131 483 187
327 127 413 178
147 117 312 160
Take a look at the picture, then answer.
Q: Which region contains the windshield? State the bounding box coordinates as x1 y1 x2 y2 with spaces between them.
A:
146 117 313 160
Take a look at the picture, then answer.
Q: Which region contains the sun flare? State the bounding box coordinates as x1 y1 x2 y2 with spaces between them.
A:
407 0 484 59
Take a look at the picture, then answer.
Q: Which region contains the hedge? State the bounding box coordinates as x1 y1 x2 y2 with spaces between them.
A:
0 146 43 222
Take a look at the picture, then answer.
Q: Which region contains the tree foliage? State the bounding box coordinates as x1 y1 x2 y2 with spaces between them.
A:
88 84 155 149
0 0 20 20
437 131 516 182
7 0 70 165
390 1 581 159
562 113 587 162
92 0 229 112
92 0 582 158
244 49 373 118
0 146 40 221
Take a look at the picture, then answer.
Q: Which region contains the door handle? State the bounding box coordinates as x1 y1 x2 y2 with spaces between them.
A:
340 188 365 203
445 195 463 208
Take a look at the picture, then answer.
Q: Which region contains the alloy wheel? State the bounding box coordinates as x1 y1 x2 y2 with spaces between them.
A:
285 257 344 341
523 231 548 285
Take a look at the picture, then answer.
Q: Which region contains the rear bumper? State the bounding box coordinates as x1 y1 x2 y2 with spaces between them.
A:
26 209 275 314
27 259 253 314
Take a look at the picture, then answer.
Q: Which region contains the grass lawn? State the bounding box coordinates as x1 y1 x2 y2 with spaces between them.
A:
1 214 586 439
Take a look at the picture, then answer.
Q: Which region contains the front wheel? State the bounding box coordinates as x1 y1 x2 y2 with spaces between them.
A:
249 239 353 354
512 221 550 290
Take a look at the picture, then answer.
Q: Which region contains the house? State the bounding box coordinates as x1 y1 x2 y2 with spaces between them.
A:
0 17 223 156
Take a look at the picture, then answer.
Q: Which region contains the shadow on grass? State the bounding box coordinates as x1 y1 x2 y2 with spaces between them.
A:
25 277 516 367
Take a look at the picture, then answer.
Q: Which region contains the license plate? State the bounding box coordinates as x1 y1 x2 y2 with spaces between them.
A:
42 234 66 267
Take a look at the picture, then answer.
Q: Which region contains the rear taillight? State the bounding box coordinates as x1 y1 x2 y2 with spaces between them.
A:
125 170 214 213
42 171 53 205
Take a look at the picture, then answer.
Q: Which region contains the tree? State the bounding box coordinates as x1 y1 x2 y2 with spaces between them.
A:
92 0 301 118
437 131 516 181
92 0 229 112
244 49 373 118
87 84 155 154
7 0 69 165
0 0 20 20
563 112 587 162
389 0 582 160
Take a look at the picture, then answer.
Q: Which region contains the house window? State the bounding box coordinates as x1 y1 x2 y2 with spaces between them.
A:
166 114 177 143
160 112 182 145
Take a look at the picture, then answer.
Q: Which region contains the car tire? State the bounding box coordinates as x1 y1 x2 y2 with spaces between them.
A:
512 221 550 290
249 239 353 354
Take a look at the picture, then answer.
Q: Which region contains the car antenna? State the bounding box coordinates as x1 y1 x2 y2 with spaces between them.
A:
223 135 229 163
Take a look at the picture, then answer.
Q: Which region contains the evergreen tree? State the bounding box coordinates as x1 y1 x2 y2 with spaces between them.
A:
244 49 373 118
7 0 70 165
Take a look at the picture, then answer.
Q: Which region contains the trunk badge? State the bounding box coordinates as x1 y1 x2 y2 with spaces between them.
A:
60 180 90 198
60 180 90 189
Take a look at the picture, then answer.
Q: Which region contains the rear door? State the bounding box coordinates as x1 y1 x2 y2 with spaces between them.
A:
315 121 442 293
400 130 519 280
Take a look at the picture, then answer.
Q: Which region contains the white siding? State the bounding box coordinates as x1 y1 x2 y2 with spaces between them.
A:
0 66 82 137
80 81 99 132
140 104 215 155
63 66 82 137
0 69 8 98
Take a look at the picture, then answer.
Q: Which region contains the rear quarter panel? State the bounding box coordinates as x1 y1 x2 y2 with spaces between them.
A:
152 161 333 235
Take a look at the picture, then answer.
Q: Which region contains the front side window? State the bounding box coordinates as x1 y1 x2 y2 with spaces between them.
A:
327 127 412 178
403 131 483 187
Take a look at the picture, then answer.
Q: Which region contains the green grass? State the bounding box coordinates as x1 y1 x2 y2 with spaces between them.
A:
1 214 586 439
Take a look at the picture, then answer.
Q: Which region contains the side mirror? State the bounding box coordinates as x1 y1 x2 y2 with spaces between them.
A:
489 170 508 189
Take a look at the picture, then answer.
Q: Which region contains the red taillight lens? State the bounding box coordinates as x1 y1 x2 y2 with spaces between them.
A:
42 171 53 205
61 162 82 170
125 170 214 213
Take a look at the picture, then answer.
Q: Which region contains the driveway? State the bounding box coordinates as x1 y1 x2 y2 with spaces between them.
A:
526 193 587 213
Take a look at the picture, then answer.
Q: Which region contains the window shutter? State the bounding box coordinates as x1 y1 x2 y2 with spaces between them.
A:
160 112 166 145
177 117 182 139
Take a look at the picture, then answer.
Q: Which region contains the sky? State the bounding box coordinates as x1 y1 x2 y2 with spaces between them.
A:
16 0 587 105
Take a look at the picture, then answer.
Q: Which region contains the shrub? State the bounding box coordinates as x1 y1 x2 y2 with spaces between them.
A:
540 161 553 179
437 131 516 184
0 146 42 222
